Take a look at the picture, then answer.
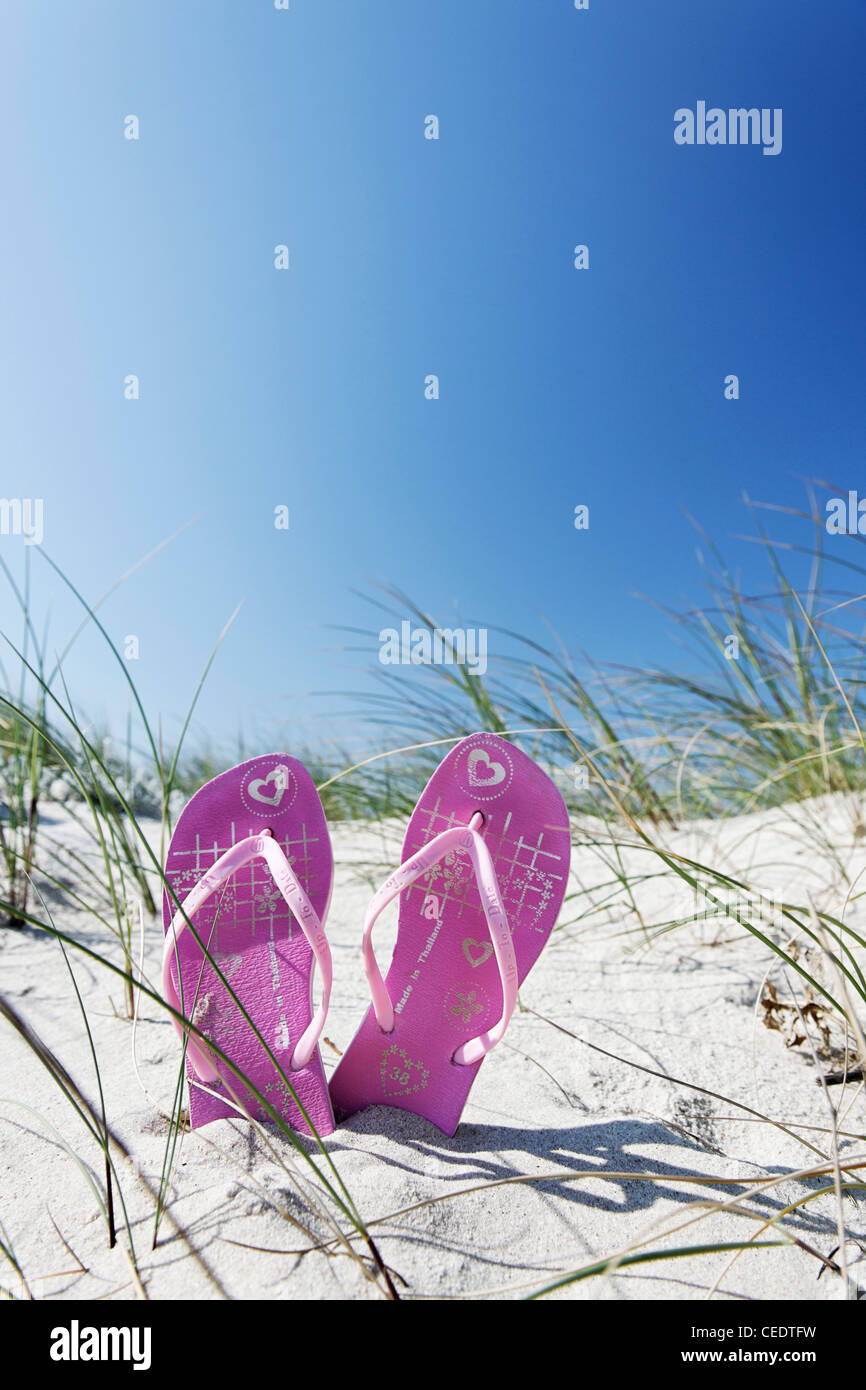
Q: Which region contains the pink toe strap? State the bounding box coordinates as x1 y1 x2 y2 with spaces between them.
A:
162 830 332 1079
362 814 518 1066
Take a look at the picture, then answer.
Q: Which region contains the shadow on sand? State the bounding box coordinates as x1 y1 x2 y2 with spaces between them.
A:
324 1107 838 1239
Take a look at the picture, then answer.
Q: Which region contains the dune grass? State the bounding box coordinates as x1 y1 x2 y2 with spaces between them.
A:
328 494 866 827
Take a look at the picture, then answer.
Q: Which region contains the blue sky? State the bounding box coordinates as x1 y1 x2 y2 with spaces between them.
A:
1 1 864 756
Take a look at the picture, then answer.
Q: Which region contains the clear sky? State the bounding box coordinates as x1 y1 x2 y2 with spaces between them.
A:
1 1 864 756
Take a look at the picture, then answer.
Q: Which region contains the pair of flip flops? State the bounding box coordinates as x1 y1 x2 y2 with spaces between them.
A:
161 734 570 1138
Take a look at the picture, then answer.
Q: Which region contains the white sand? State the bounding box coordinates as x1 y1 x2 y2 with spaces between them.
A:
2 794 864 1301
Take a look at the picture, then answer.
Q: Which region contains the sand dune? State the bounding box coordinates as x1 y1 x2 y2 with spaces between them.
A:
1 796 864 1301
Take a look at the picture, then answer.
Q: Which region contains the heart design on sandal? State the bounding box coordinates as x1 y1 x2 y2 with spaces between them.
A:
467 749 506 788
248 766 289 806
462 937 494 968
379 1044 430 1096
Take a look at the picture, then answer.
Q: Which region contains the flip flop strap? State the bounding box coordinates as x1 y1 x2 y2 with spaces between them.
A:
362 819 518 1067
162 830 332 1079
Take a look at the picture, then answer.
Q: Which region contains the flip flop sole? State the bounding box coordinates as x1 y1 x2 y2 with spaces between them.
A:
163 754 335 1136
329 734 571 1135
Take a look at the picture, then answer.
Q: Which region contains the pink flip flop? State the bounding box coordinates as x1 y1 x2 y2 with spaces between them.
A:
329 733 571 1136
161 754 335 1137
